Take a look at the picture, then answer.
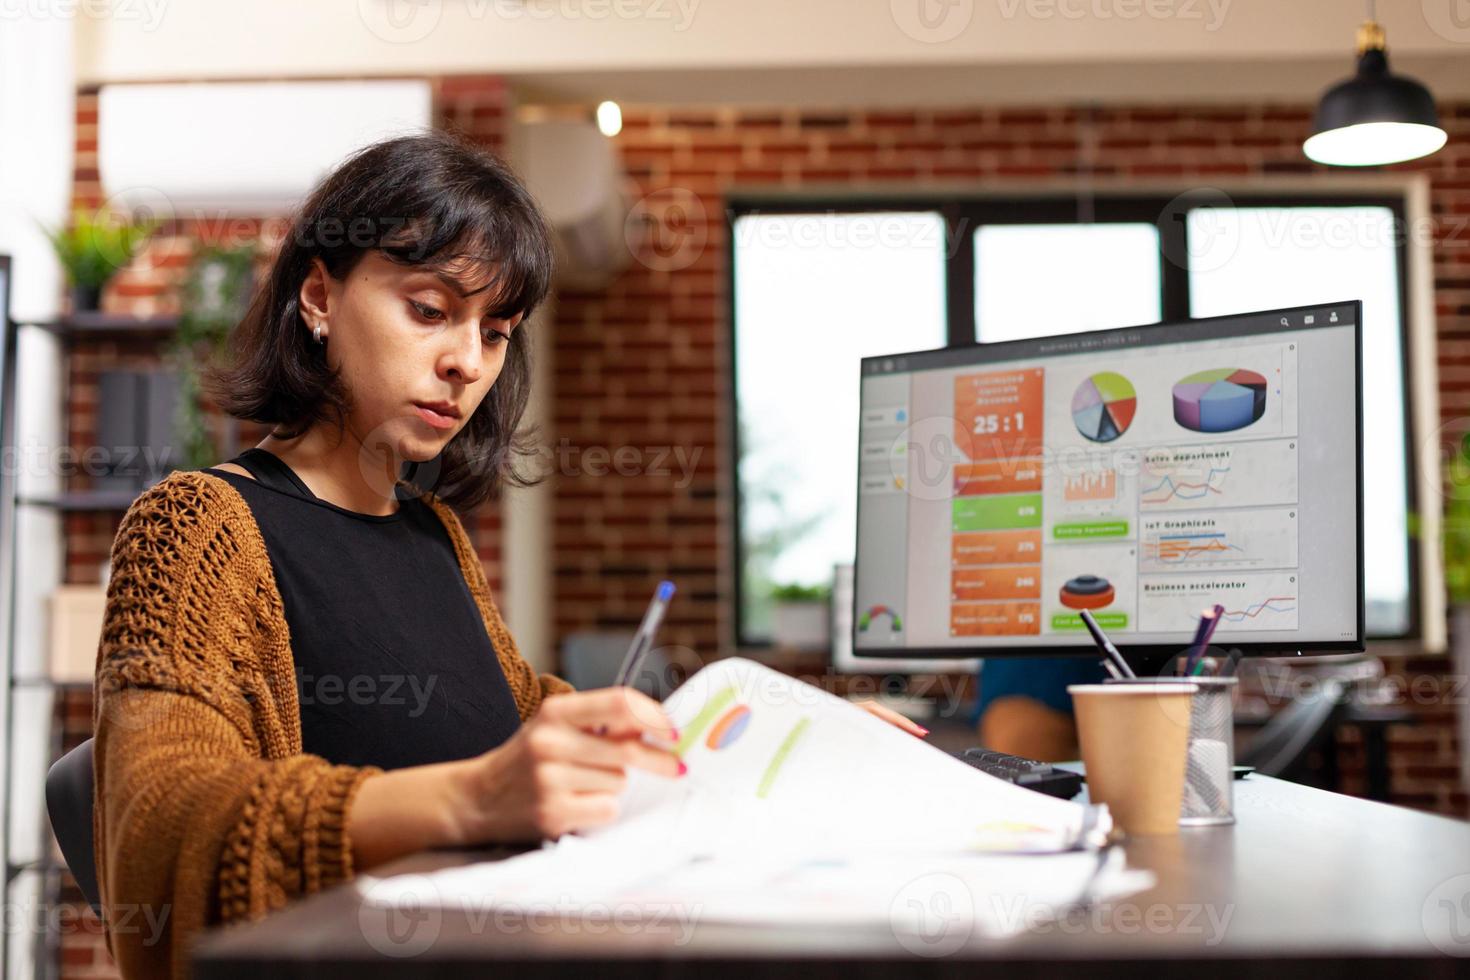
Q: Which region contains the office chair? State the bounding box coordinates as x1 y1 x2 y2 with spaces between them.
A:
45 737 101 916
559 631 691 700
1238 676 1351 785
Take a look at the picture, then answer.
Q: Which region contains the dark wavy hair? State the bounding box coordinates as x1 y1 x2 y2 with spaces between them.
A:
203 128 556 512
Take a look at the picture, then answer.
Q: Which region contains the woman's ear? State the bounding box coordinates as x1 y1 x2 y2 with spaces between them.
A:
298 256 333 331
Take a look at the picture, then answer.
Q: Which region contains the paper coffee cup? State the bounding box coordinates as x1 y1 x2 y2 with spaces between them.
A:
1067 683 1198 836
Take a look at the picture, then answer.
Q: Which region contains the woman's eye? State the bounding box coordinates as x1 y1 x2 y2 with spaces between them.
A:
412 299 509 348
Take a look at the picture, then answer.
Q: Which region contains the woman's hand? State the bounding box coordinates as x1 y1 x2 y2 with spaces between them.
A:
347 689 922 873
853 699 930 737
448 687 684 843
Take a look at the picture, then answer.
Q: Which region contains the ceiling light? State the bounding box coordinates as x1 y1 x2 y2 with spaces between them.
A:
596 101 622 138
1304 10 1446 167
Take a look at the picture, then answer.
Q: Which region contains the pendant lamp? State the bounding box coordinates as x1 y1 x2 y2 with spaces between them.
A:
1304 7 1447 167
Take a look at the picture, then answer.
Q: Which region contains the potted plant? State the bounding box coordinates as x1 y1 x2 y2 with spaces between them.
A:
41 206 158 313
169 244 257 471
736 417 825 643
769 582 832 650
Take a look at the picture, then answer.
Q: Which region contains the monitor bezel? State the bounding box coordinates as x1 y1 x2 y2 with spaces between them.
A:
852 299 1366 660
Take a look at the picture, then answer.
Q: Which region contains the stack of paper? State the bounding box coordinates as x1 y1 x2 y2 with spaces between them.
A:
358 659 1153 941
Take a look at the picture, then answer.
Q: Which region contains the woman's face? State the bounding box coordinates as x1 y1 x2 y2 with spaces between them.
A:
302 251 524 464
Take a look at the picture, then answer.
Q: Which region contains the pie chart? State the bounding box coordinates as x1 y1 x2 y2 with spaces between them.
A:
1172 368 1268 433
1072 372 1137 443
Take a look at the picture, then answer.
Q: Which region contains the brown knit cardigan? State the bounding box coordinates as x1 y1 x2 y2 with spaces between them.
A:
91 470 573 979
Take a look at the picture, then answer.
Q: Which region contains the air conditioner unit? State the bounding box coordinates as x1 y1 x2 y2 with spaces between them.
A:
507 118 632 290
98 80 433 215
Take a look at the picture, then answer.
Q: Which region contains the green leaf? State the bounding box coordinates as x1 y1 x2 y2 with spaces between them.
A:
770 582 831 602
39 207 158 289
169 244 258 471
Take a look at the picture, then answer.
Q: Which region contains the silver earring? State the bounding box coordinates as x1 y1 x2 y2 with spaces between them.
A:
313 323 325 344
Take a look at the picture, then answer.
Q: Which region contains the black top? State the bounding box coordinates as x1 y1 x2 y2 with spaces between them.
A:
202 448 522 770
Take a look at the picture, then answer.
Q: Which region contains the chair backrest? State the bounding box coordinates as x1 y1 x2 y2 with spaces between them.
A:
45 737 100 916
1238 677 1350 782
558 631 682 699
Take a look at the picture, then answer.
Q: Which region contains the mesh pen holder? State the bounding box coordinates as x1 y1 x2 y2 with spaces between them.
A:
1103 676 1238 827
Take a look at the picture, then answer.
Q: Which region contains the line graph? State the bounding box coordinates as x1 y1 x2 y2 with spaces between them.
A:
1138 439 1298 513
1139 508 1297 572
1221 596 1297 622
1145 532 1243 563
1140 465 1230 505
1139 570 1300 631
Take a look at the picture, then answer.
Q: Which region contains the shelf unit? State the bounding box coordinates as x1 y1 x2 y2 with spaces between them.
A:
1 301 180 979
16 490 154 512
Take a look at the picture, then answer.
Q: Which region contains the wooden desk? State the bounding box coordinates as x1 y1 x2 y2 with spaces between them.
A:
193 775 1470 978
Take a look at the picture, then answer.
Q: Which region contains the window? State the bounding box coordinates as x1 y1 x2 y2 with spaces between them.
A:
731 211 947 643
974 223 1161 341
1186 206 1410 635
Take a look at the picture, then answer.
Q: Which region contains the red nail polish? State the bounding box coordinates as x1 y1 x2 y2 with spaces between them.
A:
917 726 930 736
677 760 688 776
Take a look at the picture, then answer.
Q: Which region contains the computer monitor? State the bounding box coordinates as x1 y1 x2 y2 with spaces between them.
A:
853 301 1364 659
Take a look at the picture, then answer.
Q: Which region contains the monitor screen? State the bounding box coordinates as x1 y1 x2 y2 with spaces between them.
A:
853 302 1364 658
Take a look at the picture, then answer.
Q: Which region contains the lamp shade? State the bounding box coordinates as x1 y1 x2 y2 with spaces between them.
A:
1305 47 1447 166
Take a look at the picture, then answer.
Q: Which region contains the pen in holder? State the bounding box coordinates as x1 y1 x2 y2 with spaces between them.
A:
1103 673 1238 826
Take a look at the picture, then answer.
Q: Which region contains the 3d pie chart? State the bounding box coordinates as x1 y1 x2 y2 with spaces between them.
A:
1072 372 1137 443
1172 368 1268 433
1060 575 1115 610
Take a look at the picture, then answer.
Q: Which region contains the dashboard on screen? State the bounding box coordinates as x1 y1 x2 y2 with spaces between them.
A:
853 302 1364 658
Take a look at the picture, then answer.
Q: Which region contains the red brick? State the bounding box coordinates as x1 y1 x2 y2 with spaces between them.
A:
758 141 814 160
994 164 1056 177
934 110 988 128
735 112 786 130
437 76 506 98
798 113 852 130
864 111 922 129
999 110 1051 126
668 111 722 129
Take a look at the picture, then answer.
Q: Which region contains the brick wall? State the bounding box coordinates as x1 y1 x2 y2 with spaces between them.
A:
52 78 1469 977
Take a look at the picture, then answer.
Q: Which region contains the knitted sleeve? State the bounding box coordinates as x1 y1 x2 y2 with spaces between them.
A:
92 473 382 980
420 494 575 719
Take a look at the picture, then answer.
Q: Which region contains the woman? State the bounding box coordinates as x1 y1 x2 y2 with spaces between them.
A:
972 656 1109 761
93 130 920 979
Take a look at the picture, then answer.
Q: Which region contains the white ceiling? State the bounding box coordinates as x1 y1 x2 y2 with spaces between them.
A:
76 0 1470 105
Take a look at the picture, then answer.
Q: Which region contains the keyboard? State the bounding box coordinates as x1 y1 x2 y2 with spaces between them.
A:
956 748 1084 799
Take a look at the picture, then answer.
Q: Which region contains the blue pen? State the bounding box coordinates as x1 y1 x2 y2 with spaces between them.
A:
594 581 676 741
614 580 676 688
